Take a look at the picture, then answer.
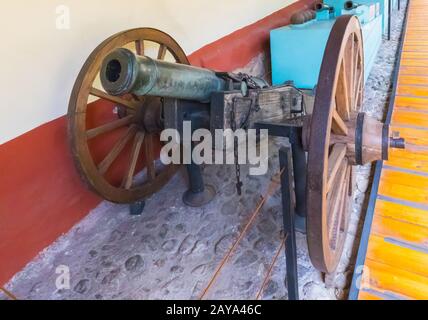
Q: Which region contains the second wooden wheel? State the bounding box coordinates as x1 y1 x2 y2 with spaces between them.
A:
306 15 364 273
68 28 189 203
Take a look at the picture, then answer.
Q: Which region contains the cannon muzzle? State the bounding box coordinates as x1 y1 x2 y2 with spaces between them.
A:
100 48 226 102
344 1 360 10
314 2 331 12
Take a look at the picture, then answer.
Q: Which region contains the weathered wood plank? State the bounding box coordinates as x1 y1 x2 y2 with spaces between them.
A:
392 109 428 127
399 65 428 75
380 169 428 189
374 199 428 228
378 181 428 207
394 96 428 111
358 290 383 300
389 125 428 147
398 74 428 86
371 214 428 246
385 157 428 174
401 59 428 67
397 85 428 97
361 259 428 300
389 148 428 161
366 235 428 278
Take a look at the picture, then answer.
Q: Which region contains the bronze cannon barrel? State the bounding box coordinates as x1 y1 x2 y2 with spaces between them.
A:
100 48 226 102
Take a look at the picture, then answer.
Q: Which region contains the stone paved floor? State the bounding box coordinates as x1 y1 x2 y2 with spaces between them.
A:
3 3 407 300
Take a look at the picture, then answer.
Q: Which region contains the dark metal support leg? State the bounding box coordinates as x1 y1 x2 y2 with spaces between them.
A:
279 146 299 301
388 0 392 40
289 128 307 218
186 162 205 193
289 128 307 234
183 162 216 207
129 200 146 216
253 120 307 234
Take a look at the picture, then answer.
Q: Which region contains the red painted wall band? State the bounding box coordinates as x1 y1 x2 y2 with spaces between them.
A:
0 117 101 286
0 0 316 286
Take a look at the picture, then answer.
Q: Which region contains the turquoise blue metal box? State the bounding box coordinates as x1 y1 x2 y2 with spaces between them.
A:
271 1 384 89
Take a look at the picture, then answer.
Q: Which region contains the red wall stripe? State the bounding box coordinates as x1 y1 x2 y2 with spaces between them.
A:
0 117 101 286
0 0 315 286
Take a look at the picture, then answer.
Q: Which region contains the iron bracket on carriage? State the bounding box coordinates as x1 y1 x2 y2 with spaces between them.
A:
67 0 406 281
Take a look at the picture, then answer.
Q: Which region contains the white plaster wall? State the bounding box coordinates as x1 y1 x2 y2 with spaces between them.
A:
0 0 295 144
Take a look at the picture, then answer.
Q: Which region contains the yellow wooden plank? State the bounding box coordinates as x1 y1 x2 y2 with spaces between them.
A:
403 46 428 53
379 169 428 207
398 74 428 86
401 59 428 68
394 95 428 111
389 125 428 147
399 65 428 75
358 290 383 300
392 109 428 127
366 235 428 278
381 169 428 189
389 148 428 161
405 28 428 31
361 259 428 300
405 38 428 43
374 199 428 228
378 180 428 207
405 31 428 34
385 156 428 174
371 214 428 246
404 43 428 47
397 85 428 97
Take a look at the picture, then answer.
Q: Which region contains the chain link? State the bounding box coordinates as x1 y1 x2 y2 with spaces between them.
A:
230 98 243 196
222 73 265 196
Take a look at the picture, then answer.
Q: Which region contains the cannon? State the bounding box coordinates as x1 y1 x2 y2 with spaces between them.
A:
68 10 404 273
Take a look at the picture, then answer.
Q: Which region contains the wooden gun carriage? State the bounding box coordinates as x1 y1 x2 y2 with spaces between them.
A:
68 3 405 276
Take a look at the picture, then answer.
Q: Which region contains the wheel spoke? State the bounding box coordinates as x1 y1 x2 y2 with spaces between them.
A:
341 166 352 232
331 165 351 250
332 107 349 136
157 44 167 60
327 160 348 247
349 165 356 197
90 87 139 110
86 115 134 140
327 143 347 192
143 134 157 181
123 131 145 189
135 39 144 56
354 60 363 110
97 126 137 175
336 60 351 120
352 37 360 110
70 28 188 204
348 35 355 110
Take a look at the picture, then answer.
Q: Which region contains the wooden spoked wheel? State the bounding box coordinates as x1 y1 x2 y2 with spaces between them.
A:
68 28 189 203
306 16 364 273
